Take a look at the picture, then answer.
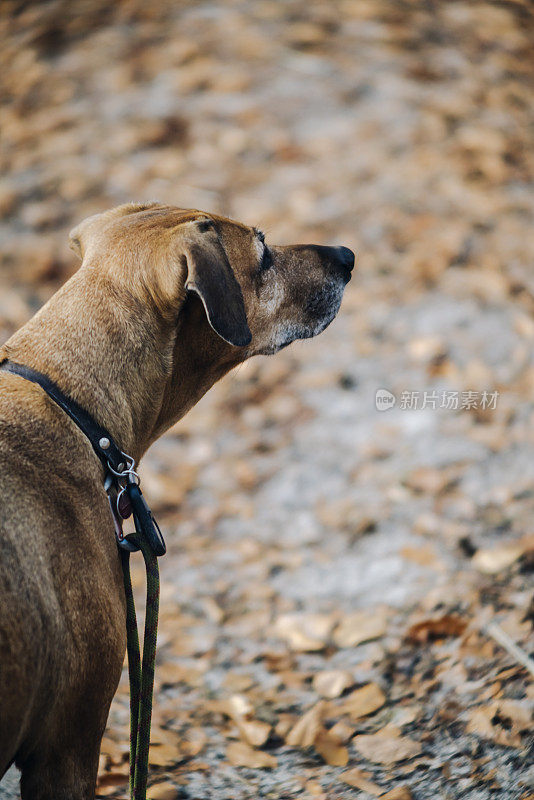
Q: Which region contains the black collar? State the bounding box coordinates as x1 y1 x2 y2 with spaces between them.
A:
0 359 127 474
0 358 166 556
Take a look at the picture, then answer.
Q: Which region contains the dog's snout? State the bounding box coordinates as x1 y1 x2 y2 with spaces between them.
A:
334 246 355 271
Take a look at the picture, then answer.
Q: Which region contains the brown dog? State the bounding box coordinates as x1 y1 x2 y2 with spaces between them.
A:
0 202 354 798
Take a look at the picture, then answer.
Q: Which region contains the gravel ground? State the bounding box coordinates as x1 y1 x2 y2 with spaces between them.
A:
1 2 533 798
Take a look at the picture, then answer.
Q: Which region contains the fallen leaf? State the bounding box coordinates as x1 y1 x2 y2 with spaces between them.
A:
496 699 532 732
312 669 354 698
328 719 356 743
236 717 272 748
273 613 335 651
407 615 467 644
215 693 271 746
149 782 180 800
305 779 326 798
333 609 388 648
274 715 295 739
225 693 254 719
354 731 422 764
99 736 129 766
472 538 533 574
149 742 182 767
466 700 532 747
181 728 207 758
226 741 277 769
340 683 386 720
155 661 205 688
95 770 129 795
286 701 325 747
380 789 413 800
150 727 181 747
314 730 349 766
339 767 382 794
389 706 418 727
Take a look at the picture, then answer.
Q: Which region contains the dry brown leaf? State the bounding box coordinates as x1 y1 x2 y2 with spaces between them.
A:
274 715 295 740
305 779 327 798
472 537 534 574
340 683 386 720
181 728 207 758
466 707 505 743
390 706 419 728
286 701 325 747
215 693 271 746
314 730 349 766
148 742 182 767
354 731 422 764
168 631 216 658
407 615 467 644
333 608 387 648
496 699 532 731
328 719 356 743
312 669 354 699
149 782 180 800
339 767 382 794
226 741 277 769
150 727 181 747
99 736 129 766
466 700 532 747
95 770 129 795
273 613 335 651
380 789 413 800
225 693 254 719
236 717 272 748
278 669 308 689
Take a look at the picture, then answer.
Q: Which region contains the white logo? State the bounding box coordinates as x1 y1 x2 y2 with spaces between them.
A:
375 389 396 411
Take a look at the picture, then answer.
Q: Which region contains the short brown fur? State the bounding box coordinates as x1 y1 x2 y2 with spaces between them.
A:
0 203 353 798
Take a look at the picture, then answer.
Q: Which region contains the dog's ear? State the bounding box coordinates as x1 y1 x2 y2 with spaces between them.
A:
68 221 88 259
183 228 252 347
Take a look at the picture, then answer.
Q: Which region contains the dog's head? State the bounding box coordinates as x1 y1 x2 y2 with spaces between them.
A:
70 203 354 360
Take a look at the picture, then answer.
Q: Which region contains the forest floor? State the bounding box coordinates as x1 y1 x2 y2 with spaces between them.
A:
1 2 533 798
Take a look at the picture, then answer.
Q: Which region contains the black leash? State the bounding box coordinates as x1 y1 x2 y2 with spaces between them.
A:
0 359 166 798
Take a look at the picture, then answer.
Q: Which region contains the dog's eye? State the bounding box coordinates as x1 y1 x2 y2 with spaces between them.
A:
259 245 273 273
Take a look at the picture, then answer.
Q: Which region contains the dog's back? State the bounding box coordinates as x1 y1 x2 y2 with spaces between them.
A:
0 374 57 770
0 372 126 785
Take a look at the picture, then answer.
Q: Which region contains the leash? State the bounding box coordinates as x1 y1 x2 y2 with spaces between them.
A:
0 359 165 799
121 535 160 800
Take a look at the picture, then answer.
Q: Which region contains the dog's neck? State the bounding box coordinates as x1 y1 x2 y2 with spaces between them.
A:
1 267 241 463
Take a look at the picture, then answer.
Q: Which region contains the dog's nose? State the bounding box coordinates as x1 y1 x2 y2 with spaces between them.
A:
335 246 355 272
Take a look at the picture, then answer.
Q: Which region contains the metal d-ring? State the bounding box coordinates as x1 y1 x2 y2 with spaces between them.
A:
107 452 140 483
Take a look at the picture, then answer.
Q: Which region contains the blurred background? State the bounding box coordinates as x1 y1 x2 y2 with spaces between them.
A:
1 2 533 799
